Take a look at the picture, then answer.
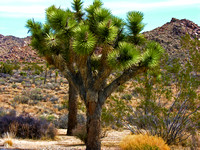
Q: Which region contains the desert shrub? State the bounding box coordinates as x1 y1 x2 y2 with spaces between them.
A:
20 71 27 77
0 107 7 117
13 63 20 70
0 62 14 75
32 63 43 72
121 45 199 145
13 95 30 104
22 64 33 71
121 94 132 100
123 98 199 145
72 124 87 144
22 88 44 101
56 114 68 129
0 114 57 139
40 115 57 123
33 70 41 75
0 79 6 85
11 84 18 89
56 114 86 129
101 96 132 128
120 134 170 150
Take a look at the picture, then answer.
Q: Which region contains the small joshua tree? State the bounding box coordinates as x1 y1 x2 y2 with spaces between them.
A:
26 0 163 149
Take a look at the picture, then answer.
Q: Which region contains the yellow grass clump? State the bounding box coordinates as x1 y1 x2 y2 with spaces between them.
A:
3 132 14 147
120 134 170 150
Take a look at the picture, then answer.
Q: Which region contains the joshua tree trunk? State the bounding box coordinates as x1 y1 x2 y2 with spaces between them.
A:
85 91 102 150
67 82 78 135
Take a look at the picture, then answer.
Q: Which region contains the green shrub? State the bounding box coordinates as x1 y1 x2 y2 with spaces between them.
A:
20 72 27 77
13 95 30 104
121 94 132 100
13 63 20 70
40 115 56 123
22 64 33 71
11 84 17 89
0 62 13 75
22 88 44 101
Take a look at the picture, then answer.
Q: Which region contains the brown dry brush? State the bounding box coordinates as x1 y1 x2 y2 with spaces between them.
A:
0 113 57 139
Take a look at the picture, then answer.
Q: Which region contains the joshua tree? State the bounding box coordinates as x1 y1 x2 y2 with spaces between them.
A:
26 0 163 149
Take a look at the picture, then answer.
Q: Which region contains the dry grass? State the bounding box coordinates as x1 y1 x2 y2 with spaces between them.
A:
120 134 170 150
2 132 14 147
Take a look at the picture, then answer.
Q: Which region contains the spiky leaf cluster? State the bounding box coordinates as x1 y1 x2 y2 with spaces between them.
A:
97 20 118 43
46 6 69 31
73 25 97 55
127 11 145 35
72 0 84 22
141 41 164 68
108 42 140 70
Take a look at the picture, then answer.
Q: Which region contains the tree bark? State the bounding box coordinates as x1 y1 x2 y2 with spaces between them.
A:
67 82 78 135
86 100 102 150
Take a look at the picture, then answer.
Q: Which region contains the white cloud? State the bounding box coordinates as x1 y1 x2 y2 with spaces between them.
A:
104 0 200 14
0 0 49 3
0 6 45 14
0 0 199 18
0 5 46 18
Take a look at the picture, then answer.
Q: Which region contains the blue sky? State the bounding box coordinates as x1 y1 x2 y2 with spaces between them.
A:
0 0 200 38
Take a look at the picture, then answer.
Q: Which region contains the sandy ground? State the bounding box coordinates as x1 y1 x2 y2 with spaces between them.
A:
0 129 130 150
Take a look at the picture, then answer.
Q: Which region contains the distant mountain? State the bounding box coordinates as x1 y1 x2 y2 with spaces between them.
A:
0 18 199 63
0 34 44 63
143 18 200 63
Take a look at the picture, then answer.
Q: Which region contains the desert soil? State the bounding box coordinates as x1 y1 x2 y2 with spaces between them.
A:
0 129 130 150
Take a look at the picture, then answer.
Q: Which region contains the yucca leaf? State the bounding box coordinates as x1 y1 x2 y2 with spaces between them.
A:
94 8 111 22
43 24 51 35
142 41 164 68
72 0 83 12
97 20 118 43
85 0 103 14
72 0 84 22
127 11 145 36
111 16 125 28
45 33 58 48
73 25 97 55
46 6 68 31
108 42 140 70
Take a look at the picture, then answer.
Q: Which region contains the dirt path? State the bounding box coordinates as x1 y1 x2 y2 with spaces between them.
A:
0 129 130 150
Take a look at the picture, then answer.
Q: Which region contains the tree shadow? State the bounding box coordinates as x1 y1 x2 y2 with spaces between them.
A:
56 143 85 147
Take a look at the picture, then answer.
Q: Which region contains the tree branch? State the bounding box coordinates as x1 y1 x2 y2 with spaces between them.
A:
93 45 113 90
99 64 147 105
62 69 87 104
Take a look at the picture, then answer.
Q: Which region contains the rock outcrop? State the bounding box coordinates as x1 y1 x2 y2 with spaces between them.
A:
0 35 44 63
143 18 200 62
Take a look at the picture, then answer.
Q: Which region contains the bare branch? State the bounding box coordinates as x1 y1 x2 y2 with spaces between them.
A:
100 64 146 105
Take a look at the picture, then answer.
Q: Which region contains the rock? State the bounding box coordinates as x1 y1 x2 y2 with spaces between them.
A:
0 34 44 63
143 18 200 64
49 96 59 103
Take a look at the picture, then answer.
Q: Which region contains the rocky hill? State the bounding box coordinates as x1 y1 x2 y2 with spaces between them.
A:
144 18 200 63
0 34 44 63
0 18 199 63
